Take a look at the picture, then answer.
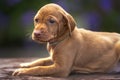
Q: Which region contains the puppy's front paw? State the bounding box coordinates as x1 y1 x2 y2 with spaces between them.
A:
20 63 31 68
12 68 28 76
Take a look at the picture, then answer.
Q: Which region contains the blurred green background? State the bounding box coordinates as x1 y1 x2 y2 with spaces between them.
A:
0 0 120 57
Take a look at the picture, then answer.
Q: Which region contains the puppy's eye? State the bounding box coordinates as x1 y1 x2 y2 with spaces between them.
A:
35 18 39 23
49 19 55 24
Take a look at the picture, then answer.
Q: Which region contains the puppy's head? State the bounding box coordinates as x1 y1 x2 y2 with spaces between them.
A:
32 3 76 43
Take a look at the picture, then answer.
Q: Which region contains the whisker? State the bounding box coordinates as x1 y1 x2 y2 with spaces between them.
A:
25 33 31 37
25 27 33 39
25 33 32 39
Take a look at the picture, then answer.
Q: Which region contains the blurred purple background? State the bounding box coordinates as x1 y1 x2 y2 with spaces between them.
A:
0 0 120 57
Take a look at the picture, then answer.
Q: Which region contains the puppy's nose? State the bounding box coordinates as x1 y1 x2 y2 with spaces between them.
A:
34 30 41 37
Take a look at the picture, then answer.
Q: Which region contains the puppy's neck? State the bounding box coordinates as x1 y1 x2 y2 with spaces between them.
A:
49 32 70 46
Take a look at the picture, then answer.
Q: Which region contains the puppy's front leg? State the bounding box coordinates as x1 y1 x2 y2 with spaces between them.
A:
12 53 74 77
20 57 53 68
12 63 69 77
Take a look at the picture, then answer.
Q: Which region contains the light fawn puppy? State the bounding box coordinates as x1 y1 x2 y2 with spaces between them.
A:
13 3 120 77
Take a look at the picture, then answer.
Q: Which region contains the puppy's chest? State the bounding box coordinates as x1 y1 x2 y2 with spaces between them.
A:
48 45 56 58
49 48 54 57
47 43 56 55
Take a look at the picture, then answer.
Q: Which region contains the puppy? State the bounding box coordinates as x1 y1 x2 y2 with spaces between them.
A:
12 3 120 77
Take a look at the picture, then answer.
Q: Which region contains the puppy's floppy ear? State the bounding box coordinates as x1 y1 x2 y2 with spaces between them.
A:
59 10 76 36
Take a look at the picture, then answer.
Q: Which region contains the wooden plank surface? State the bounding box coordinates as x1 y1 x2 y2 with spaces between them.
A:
0 58 120 80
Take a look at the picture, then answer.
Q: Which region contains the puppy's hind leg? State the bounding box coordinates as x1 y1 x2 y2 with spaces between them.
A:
110 41 120 73
115 41 120 60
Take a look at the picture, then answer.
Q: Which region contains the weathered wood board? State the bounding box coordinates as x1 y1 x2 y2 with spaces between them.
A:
0 58 120 80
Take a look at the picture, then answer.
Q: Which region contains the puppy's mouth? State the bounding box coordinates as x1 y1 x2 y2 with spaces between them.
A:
32 34 55 43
